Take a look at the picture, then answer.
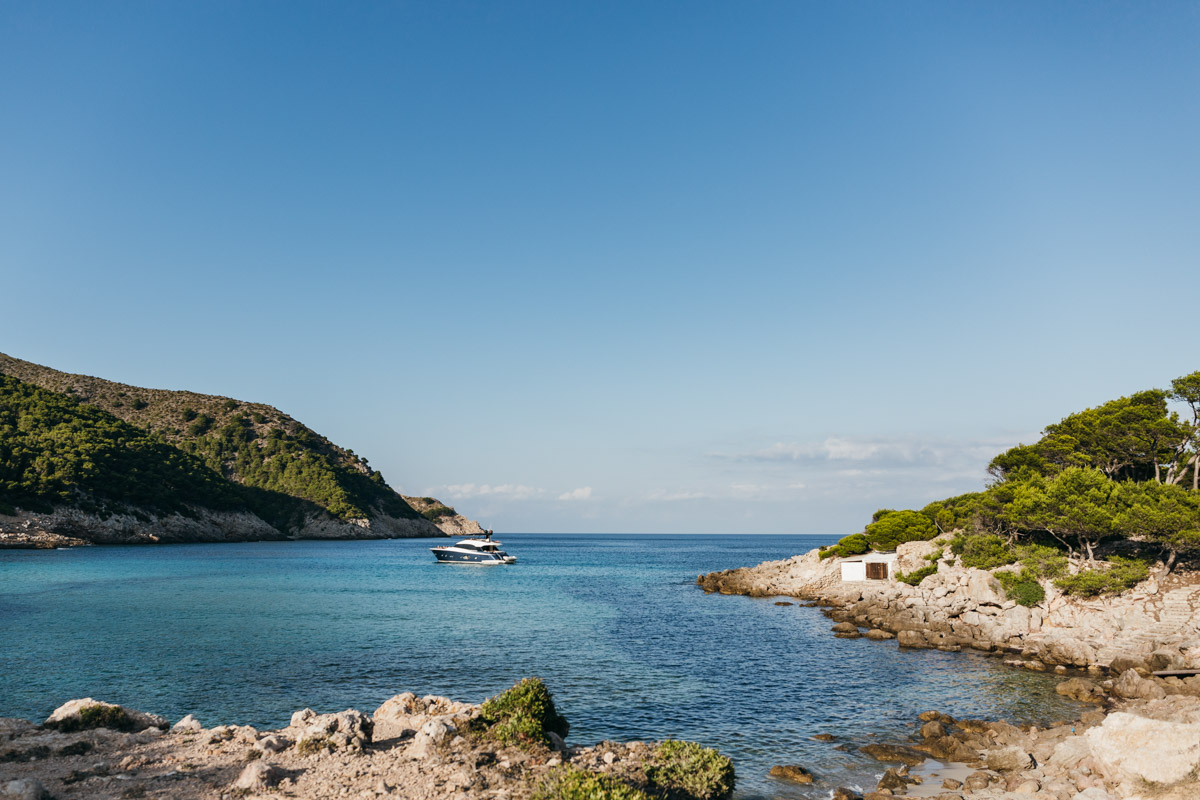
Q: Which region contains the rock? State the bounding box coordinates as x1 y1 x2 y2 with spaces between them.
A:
832 788 862 800
288 708 372 751
865 629 895 640
171 714 202 732
231 760 285 791
769 764 814 783
0 779 48 800
920 720 946 739
812 733 835 741
860 743 928 766
963 570 1004 606
1055 677 1106 703
0 719 36 741
547 731 567 751
916 735 977 762
941 778 962 789
1012 778 1040 793
876 767 912 792
1048 735 1091 769
897 630 927 648
409 718 455 758
774 601 794 606
1112 668 1167 700
1085 710 1200 785
985 746 1030 771
44 698 168 732
963 770 995 790
255 734 291 753
831 622 859 633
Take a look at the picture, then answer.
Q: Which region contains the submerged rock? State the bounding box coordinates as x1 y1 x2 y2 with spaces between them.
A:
768 764 814 783
860 743 928 766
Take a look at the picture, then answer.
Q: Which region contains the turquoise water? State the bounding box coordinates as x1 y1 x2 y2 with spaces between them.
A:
0 534 1082 798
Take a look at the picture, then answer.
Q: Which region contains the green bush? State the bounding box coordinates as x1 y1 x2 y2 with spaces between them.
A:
819 533 871 559
950 534 1017 570
1055 556 1149 597
996 568 1045 607
645 740 735 800
1015 544 1068 579
896 564 937 586
533 765 650 800
863 510 936 550
479 677 569 749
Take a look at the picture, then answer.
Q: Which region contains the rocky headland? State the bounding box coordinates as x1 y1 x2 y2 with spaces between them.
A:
698 536 1200 673
0 681 734 800
699 539 1200 799
0 353 491 548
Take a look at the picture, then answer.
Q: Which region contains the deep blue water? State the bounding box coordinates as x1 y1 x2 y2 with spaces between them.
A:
0 534 1082 798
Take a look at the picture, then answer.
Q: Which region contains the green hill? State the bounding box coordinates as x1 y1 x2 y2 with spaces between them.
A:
0 353 446 543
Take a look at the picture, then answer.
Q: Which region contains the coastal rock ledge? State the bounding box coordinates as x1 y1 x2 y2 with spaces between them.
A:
697 539 1200 673
0 685 735 800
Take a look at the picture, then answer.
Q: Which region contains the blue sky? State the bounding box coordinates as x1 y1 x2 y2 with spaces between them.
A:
2 2 1198 533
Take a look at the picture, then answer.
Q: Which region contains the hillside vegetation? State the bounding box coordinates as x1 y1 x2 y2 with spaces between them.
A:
0 353 435 536
822 370 1200 598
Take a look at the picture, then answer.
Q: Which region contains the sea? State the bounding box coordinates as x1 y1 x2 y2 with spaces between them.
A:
0 534 1084 799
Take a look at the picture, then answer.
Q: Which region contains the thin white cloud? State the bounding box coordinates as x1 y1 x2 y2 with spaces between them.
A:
558 487 593 501
435 483 545 501
646 489 709 502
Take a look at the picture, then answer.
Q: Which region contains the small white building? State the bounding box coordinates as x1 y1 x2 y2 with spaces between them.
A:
840 552 898 582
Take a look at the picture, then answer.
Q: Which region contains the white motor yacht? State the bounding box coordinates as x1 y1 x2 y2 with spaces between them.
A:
430 531 516 564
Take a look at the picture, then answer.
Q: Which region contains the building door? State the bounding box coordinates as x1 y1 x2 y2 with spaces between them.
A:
866 562 888 580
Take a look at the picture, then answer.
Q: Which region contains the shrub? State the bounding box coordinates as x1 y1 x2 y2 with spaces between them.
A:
645 740 735 800
1055 556 1149 597
479 677 569 749
819 533 871 559
950 533 1017 570
533 765 650 800
996 568 1045 607
864 510 936 550
896 564 937 586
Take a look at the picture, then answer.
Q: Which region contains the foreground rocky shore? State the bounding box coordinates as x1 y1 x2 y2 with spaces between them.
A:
0 682 733 800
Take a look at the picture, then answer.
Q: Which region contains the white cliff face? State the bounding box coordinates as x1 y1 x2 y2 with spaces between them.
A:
698 539 1200 671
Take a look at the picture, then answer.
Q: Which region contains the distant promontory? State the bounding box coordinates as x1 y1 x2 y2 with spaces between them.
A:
0 353 479 547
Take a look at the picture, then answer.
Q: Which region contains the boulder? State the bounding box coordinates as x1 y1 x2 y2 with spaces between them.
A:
963 770 994 791
1112 669 1167 700
0 779 48 800
768 765 814 783
231 761 285 791
1085 710 1200 786
963 570 1004 606
44 698 168 732
985 746 1031 772
876 767 912 792
255 734 291 753
831 622 859 634
860 743 927 766
171 714 202 733
920 720 946 739
812 733 835 741
288 708 372 751
831 788 862 800
409 718 455 758
0 718 36 741
1048 735 1091 769
897 630 927 648
865 629 895 640
1055 677 1106 703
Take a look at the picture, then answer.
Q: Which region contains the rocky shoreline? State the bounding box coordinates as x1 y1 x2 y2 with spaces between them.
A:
698 537 1200 674
698 540 1200 799
0 507 484 549
0 683 732 800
